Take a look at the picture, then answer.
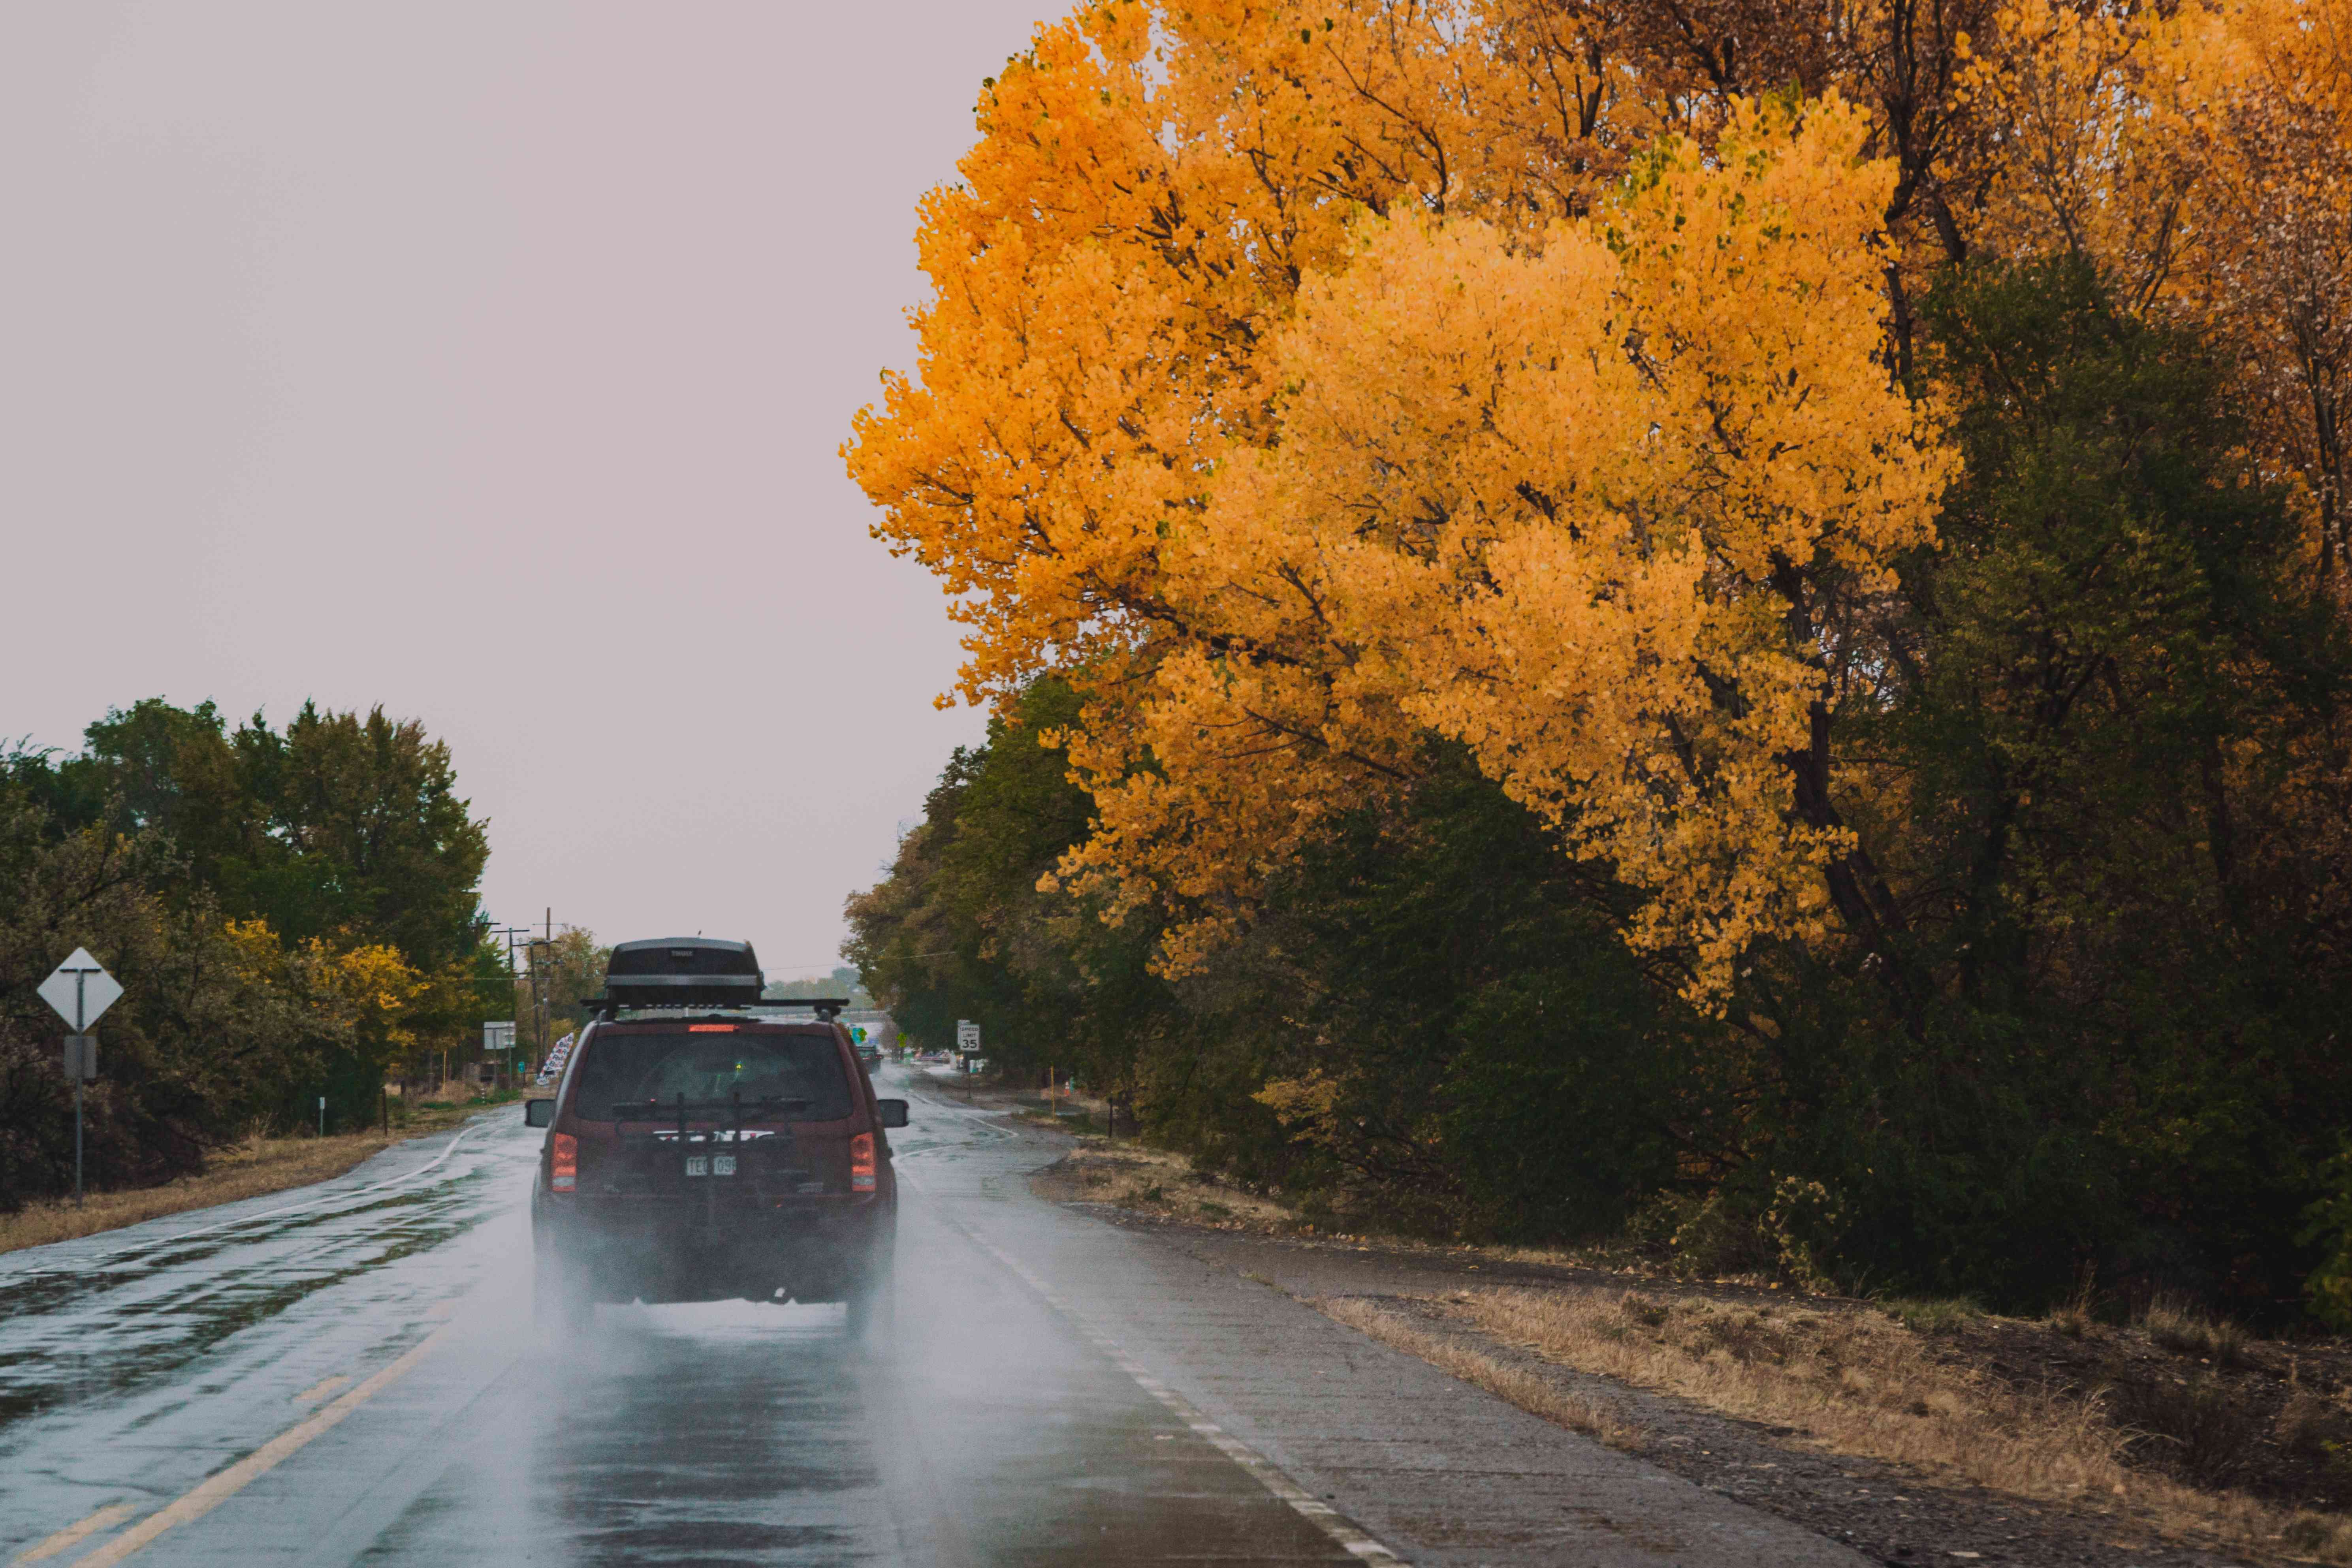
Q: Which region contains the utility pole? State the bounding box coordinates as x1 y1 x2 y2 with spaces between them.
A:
492 912 574 1083
529 935 552 1075
492 922 533 1082
534 907 546 1067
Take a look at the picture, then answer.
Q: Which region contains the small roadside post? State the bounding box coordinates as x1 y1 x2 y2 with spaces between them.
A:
38 947 124 1207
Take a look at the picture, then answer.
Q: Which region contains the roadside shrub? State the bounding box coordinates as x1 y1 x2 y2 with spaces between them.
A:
2139 1293 2248 1367
2106 1369 2269 1488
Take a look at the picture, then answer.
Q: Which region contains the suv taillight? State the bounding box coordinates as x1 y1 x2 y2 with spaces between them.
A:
551 1132 577 1193
850 1132 876 1192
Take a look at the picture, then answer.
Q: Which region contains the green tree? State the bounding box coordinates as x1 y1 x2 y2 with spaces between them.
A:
224 703 489 971
765 967 872 1006
0 805 314 1205
1767 255 2352 1307
0 697 502 1194
847 678 1166 1089
849 695 1691 1237
28 698 491 978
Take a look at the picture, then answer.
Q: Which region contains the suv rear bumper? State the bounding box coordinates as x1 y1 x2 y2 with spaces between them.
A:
534 1195 892 1305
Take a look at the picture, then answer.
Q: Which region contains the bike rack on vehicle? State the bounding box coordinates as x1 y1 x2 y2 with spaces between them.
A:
609 1089 814 1146
604 1091 820 1212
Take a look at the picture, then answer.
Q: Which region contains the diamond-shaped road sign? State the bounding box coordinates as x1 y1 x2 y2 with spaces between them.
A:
38 948 123 1033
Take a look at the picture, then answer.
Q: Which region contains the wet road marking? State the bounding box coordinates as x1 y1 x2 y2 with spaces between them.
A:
10 1505 136 1564
900 1168 1406 1565
66 1322 455 1567
290 1376 350 1406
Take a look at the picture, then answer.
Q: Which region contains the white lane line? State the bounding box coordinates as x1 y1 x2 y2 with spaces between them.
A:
13 1123 489 1278
11 1505 137 1564
900 1169 1405 1565
67 1323 455 1567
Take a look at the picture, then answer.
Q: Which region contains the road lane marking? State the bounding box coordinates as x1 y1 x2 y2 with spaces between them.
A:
290 1376 350 1406
11 1505 136 1564
901 1170 1405 1565
67 1323 454 1567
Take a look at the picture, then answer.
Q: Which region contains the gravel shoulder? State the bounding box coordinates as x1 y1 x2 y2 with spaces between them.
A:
1036 1152 2300 1568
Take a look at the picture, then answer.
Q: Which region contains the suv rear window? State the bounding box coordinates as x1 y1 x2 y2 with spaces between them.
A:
569 1030 853 1122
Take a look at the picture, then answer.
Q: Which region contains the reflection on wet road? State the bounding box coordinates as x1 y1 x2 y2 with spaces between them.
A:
0 1073 1361 1566
0 1126 502 1431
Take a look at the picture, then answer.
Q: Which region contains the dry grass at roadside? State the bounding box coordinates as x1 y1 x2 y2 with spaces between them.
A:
1049 1143 1299 1231
1045 1141 1697 1270
0 1099 509 1256
1413 1284 2352 1564
1317 1295 1646 1452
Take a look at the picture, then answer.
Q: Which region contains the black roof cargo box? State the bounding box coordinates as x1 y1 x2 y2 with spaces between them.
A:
598 937 764 1008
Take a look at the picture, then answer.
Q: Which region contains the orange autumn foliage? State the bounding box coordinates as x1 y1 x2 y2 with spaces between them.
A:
848 4 1955 998
1057 100 1951 993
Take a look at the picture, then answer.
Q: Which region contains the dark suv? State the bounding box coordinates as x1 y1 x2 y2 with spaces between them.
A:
525 937 907 1334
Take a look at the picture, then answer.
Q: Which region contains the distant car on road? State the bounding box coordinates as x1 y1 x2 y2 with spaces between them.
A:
526 937 908 1335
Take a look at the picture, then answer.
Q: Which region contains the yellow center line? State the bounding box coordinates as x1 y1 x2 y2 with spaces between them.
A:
289 1375 350 1407
69 1322 454 1567
12 1505 137 1565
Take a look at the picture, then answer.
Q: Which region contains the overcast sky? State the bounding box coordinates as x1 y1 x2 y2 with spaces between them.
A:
0 3 1061 977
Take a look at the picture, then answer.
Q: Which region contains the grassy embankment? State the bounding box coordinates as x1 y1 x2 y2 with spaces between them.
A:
0 1089 536 1256
1049 1139 2352 1564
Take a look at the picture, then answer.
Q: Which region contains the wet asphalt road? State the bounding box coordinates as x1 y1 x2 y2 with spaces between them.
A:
0 1069 1861 1566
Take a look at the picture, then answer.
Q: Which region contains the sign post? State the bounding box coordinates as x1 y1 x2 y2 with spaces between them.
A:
38 948 124 1207
954 1020 981 1103
483 1021 517 1091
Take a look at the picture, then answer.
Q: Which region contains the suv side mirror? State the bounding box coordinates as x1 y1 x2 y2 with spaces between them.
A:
524 1099 555 1128
876 1099 909 1129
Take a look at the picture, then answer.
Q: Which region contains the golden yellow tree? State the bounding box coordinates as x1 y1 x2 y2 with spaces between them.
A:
223 920 422 1090
852 4 1953 997
1059 99 1951 993
849 0 1665 707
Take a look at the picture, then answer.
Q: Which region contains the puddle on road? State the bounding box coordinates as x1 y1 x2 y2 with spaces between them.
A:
0 1141 528 1436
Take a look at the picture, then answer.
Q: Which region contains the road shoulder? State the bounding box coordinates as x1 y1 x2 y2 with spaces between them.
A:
931 1116 1870 1567
1069 1201 2257 1568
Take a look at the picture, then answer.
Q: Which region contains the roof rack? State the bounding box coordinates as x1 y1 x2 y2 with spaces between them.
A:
750 997 852 1017
583 997 853 1023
